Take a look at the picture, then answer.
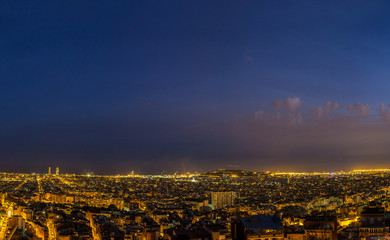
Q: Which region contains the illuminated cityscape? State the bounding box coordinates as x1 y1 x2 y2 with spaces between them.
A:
4 1 390 240
0 168 388 239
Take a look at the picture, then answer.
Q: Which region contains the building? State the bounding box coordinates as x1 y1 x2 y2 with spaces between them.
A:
210 191 237 210
231 214 284 240
48 167 51 175
366 237 390 240
304 216 337 240
56 167 59 175
168 228 212 240
359 202 385 239
204 224 229 240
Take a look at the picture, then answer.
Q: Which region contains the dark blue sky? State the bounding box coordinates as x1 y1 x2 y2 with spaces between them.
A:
2 1 390 174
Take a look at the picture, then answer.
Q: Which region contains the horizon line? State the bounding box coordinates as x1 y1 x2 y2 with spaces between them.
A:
1 168 390 176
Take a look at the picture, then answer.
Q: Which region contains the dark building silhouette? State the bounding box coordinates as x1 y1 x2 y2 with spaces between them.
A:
359 202 385 239
232 214 284 240
304 216 337 240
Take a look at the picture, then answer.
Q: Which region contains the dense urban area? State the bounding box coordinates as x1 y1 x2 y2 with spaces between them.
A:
1 168 390 240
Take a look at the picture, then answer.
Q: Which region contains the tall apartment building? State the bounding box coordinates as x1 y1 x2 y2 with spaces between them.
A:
211 191 237 209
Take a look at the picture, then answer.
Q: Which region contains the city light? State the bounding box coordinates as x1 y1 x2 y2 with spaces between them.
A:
2 1 389 240
0 168 387 239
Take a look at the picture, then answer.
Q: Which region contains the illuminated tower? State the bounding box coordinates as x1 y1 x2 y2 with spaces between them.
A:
48 167 51 175
56 167 59 175
38 177 43 202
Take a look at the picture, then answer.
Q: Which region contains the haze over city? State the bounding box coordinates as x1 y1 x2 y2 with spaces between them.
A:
3 1 390 174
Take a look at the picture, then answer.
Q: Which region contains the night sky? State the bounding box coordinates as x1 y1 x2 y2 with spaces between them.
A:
2 1 390 174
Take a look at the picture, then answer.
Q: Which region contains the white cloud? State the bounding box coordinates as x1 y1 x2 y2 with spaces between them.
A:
347 103 370 116
272 97 303 112
377 102 390 124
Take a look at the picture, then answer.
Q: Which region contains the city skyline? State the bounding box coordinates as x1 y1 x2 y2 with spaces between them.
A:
1 164 389 239
3 1 390 174
3 167 390 177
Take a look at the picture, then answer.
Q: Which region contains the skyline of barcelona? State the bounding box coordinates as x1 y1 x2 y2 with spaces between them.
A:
3 1 390 175
4 2 390 240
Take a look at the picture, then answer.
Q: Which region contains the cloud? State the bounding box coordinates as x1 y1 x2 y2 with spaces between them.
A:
347 103 370 116
324 101 341 112
5 96 390 174
285 97 304 112
254 111 264 120
256 97 304 125
226 106 390 171
310 101 341 120
310 106 324 120
377 102 390 124
124 99 390 171
378 102 386 113
272 97 303 112
288 112 303 125
272 99 285 111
